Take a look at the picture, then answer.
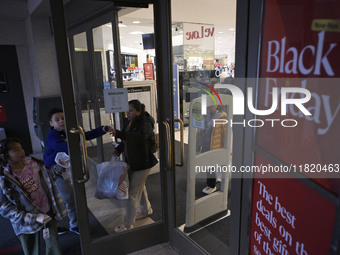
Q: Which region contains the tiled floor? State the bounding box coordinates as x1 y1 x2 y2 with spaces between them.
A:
127 243 179 255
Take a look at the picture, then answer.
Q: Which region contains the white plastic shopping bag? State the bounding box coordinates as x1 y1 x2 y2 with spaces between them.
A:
55 152 70 168
55 152 72 182
95 156 129 200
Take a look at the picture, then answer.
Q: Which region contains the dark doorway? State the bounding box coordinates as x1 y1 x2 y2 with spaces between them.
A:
0 45 32 153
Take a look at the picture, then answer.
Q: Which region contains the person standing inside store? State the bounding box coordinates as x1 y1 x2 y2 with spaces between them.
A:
0 138 67 255
111 99 158 232
43 108 114 234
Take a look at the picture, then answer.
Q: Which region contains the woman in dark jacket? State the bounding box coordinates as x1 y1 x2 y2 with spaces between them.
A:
112 100 158 232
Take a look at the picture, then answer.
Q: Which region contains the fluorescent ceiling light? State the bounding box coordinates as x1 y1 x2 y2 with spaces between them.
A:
218 31 224 34
229 28 235 31
118 23 127 28
133 21 141 24
129 31 143 35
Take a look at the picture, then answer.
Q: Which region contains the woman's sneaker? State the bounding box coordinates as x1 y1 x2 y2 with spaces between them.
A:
136 208 153 220
114 224 134 233
202 186 217 195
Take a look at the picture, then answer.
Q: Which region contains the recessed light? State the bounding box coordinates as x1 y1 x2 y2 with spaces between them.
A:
229 28 235 31
132 21 141 24
218 32 224 34
118 23 127 28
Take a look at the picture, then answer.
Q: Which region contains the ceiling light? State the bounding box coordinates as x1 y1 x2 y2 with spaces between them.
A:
229 28 235 31
118 23 127 28
106 24 112 28
133 21 141 24
129 31 143 35
218 32 224 34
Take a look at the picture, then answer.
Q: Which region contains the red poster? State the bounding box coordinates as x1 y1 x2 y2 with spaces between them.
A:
143 63 154 80
250 1 340 254
255 0 340 186
249 170 336 255
0 103 7 122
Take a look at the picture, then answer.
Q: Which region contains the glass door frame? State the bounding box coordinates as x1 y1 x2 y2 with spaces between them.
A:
49 0 168 254
50 0 251 254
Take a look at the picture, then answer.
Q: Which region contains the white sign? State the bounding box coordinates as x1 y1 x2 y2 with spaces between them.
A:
127 86 152 115
103 88 129 113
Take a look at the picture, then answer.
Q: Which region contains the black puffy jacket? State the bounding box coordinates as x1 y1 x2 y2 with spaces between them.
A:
116 112 158 171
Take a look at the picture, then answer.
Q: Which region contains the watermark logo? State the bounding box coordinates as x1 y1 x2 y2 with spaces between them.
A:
198 82 223 115
199 83 313 128
213 84 312 116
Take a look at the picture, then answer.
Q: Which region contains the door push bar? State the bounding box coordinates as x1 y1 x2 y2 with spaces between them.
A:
70 126 90 183
162 120 171 169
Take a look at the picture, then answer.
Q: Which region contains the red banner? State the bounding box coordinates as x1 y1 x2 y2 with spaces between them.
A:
250 0 340 254
256 0 340 187
143 63 154 80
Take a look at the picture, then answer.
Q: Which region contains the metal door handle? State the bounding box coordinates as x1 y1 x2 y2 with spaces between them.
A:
162 120 171 168
70 126 90 183
174 118 184 167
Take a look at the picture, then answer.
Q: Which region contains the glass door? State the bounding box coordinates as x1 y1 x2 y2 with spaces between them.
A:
169 1 241 255
50 1 168 254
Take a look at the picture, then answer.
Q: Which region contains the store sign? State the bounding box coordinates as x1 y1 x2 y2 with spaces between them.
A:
183 23 215 50
185 26 215 40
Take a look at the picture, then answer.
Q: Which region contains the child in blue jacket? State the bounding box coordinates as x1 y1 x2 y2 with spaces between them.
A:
43 108 113 234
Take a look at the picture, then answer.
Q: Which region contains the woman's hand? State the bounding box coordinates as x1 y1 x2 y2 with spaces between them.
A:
105 126 116 136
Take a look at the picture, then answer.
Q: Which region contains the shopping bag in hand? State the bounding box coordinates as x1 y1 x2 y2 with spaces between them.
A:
95 156 129 200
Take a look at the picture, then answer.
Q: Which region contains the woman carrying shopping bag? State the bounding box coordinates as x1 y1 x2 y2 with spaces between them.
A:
111 99 158 232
